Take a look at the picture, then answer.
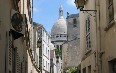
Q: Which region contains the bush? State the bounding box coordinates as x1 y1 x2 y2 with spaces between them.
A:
66 67 78 73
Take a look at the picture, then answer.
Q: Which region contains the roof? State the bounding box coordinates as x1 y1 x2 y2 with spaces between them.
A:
67 14 79 19
51 17 67 35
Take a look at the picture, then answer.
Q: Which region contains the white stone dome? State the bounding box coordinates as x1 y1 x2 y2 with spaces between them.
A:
51 17 67 35
51 5 67 35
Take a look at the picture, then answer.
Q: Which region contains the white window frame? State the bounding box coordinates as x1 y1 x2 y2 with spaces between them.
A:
85 16 91 50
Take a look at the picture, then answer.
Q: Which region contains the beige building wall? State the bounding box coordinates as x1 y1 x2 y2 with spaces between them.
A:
0 0 11 73
76 0 116 73
79 0 98 73
62 14 81 72
0 0 33 73
98 0 116 73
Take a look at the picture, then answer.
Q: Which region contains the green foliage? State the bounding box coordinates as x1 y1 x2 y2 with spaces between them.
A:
55 48 62 58
66 67 78 73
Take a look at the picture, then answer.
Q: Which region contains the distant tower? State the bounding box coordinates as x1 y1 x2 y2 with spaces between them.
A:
51 4 67 48
51 4 67 73
59 4 63 18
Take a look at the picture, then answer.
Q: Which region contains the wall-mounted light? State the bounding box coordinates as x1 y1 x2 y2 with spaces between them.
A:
74 0 85 9
74 0 97 17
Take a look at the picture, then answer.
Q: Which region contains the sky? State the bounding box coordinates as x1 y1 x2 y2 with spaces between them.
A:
33 0 79 32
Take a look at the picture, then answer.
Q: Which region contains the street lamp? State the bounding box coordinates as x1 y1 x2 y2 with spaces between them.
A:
74 0 85 9
74 0 97 12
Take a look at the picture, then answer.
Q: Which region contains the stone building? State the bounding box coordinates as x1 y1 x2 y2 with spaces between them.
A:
75 0 98 73
75 0 116 73
50 43 57 73
62 13 81 72
36 24 51 73
51 4 67 73
98 0 116 73
28 22 41 73
0 0 32 73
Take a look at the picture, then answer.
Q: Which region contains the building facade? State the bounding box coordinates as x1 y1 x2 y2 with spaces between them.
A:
75 0 116 73
62 13 81 72
75 0 98 73
28 22 40 73
98 0 116 73
37 24 51 73
0 0 32 73
50 43 57 73
51 4 67 73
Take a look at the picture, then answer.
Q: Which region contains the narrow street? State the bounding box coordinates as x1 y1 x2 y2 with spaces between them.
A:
0 0 116 73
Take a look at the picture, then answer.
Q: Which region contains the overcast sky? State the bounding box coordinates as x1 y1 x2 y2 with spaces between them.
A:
33 0 79 32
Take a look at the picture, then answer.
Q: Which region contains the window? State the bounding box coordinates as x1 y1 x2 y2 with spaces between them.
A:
48 38 49 44
73 19 77 24
43 59 44 67
56 45 59 49
56 35 59 38
43 29 44 37
109 59 116 73
21 63 22 73
73 19 77 27
46 48 47 54
88 65 91 73
51 35 54 38
48 50 49 58
46 61 47 69
83 68 86 73
48 63 49 70
60 45 62 50
43 44 44 51
64 35 66 37
25 61 27 73
108 0 114 23
9 70 11 73
46 33 47 41
86 17 91 49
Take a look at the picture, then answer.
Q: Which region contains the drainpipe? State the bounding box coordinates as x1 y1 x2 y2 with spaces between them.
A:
95 0 102 73
5 31 8 73
98 0 102 72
